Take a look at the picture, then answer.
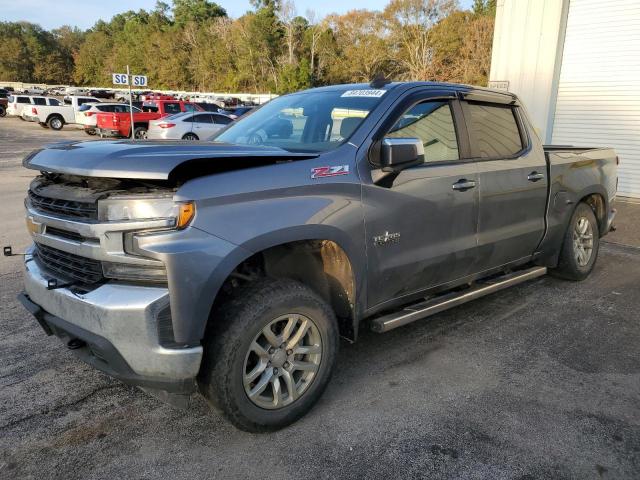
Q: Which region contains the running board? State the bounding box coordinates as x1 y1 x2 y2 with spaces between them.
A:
370 266 547 333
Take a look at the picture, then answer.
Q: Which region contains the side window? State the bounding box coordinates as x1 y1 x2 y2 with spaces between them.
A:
33 97 46 105
212 114 233 125
183 103 197 112
164 102 181 114
48 98 60 106
385 101 459 162
194 114 213 123
465 103 524 158
17 96 30 104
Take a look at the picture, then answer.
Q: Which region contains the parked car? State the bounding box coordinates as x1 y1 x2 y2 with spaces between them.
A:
0 97 7 117
194 102 223 112
140 93 175 102
0 88 10 99
88 89 114 99
6 95 61 118
223 106 256 119
17 82 617 432
96 100 202 139
64 87 90 96
24 86 45 95
75 102 142 135
23 96 100 130
2 86 14 92
147 111 233 140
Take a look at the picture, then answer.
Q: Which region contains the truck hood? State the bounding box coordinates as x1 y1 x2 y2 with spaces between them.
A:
23 140 319 181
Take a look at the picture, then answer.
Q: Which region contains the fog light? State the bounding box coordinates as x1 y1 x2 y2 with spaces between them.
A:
102 262 168 283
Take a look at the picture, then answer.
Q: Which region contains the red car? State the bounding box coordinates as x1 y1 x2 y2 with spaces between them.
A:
96 100 202 139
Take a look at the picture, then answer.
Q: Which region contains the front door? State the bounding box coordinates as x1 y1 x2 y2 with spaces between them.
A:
460 100 548 271
363 95 479 308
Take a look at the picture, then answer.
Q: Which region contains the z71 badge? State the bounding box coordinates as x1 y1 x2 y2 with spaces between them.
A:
311 165 350 179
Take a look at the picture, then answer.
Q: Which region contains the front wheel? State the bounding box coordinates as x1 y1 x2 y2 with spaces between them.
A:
198 279 339 432
551 202 600 281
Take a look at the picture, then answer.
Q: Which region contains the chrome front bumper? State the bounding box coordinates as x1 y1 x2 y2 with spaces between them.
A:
22 252 203 388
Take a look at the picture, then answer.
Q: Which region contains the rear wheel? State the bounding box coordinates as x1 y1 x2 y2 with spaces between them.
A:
182 132 199 141
84 128 96 136
47 115 64 130
133 126 147 139
198 279 339 432
0 105 5 117
551 202 600 281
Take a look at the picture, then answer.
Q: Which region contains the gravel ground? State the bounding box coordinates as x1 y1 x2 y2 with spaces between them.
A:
1 117 639 480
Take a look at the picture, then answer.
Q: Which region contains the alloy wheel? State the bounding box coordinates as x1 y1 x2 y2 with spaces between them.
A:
243 313 322 410
573 216 594 267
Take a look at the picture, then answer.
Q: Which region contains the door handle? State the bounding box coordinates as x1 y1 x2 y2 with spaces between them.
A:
527 171 545 182
452 179 477 191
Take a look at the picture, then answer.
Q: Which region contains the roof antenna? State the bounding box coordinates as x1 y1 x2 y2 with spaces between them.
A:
370 73 391 89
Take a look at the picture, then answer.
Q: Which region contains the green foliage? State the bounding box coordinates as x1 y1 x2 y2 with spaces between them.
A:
0 0 496 91
173 0 226 26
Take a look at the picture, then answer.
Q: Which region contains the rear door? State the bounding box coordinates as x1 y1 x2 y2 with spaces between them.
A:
363 90 480 308
459 94 548 272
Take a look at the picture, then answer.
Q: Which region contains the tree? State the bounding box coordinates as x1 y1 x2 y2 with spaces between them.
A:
172 0 226 26
383 0 457 80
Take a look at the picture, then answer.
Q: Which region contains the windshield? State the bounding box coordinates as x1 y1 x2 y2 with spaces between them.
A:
213 89 386 152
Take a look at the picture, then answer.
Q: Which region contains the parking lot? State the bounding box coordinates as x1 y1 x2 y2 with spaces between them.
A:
1 116 639 479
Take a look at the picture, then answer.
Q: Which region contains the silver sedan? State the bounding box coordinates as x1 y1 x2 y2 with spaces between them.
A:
147 112 234 140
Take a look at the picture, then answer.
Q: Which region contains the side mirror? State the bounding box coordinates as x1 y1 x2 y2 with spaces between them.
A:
380 138 424 172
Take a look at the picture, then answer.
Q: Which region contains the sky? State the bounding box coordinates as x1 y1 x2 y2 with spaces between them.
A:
1 0 474 30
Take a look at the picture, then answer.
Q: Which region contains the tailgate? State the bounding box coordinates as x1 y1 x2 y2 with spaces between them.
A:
97 112 121 129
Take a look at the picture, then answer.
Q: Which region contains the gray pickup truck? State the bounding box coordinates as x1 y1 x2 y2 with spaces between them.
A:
14 81 617 432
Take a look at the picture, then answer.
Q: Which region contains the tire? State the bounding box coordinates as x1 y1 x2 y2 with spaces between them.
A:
551 202 600 281
47 115 64 130
133 126 147 139
0 106 5 117
182 132 199 141
84 128 96 136
198 279 339 432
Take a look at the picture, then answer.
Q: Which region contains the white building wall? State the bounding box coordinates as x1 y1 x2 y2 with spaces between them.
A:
551 0 640 198
489 0 569 141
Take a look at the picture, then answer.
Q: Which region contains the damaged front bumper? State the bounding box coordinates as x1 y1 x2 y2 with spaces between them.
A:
20 252 203 395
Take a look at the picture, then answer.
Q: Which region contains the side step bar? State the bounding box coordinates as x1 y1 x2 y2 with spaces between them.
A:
370 266 547 333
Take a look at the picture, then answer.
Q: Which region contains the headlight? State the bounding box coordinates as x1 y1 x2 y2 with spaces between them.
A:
98 196 195 229
102 261 168 283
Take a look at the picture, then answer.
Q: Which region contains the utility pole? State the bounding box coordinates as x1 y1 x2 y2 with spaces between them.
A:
127 65 135 141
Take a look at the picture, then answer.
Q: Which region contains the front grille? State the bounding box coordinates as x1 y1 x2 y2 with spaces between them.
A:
28 190 98 220
34 243 104 284
45 226 87 242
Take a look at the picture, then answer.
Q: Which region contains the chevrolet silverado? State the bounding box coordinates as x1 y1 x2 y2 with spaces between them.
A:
14 81 617 432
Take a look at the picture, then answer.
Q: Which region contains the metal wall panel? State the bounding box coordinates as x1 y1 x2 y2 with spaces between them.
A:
552 0 640 198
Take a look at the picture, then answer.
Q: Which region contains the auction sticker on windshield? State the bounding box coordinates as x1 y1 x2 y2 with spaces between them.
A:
341 90 386 98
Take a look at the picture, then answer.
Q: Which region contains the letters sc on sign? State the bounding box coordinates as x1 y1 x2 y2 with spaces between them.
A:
112 73 147 87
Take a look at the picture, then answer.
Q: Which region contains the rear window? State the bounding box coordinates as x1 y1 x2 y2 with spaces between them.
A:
465 103 524 158
32 97 46 105
163 102 182 114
